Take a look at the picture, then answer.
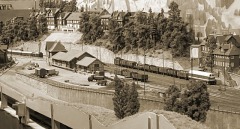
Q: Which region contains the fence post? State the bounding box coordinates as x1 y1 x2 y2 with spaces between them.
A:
89 114 92 129
0 86 8 109
148 117 151 129
156 115 159 129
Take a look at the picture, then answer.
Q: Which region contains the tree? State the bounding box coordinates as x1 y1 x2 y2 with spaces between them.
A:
181 81 211 122
202 36 217 71
164 81 211 122
164 85 181 111
63 0 78 12
89 15 104 42
108 18 124 52
28 16 38 40
125 82 140 116
113 76 140 119
37 14 48 35
112 76 128 119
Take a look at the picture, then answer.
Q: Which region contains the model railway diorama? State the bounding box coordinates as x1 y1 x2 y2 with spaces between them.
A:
114 57 216 85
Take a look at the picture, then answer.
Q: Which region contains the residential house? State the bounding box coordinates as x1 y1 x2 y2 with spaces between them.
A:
111 11 134 27
0 44 8 63
45 8 60 30
66 12 82 32
213 35 240 69
45 41 67 58
99 9 111 31
51 50 94 70
76 56 104 72
57 12 71 30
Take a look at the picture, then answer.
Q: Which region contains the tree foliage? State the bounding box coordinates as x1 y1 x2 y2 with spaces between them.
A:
164 81 211 122
40 0 78 12
202 36 217 70
1 14 48 46
79 12 104 43
112 76 140 119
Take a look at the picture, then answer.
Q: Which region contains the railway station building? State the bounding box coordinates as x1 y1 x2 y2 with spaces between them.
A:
51 50 94 70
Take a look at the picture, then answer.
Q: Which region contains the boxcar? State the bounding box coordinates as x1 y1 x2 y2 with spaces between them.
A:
158 67 168 75
135 63 144 70
149 65 158 73
114 69 122 75
121 69 132 78
167 68 177 77
177 70 189 79
131 72 148 82
125 61 137 68
143 64 150 72
114 57 122 66
120 59 127 67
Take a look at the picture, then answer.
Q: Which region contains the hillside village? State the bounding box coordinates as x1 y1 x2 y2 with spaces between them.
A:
1 0 240 129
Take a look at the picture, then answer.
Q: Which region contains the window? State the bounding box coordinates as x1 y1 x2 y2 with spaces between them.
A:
231 62 234 67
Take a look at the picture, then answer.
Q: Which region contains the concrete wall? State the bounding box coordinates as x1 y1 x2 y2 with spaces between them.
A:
206 109 240 129
0 109 33 129
16 74 164 111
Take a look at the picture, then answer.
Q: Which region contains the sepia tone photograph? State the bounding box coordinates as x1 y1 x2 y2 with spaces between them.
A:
0 0 240 129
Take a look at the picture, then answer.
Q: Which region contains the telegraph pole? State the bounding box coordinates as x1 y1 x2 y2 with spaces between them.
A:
143 49 146 95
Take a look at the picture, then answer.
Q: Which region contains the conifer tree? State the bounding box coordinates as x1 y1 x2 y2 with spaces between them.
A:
125 82 140 116
112 76 126 119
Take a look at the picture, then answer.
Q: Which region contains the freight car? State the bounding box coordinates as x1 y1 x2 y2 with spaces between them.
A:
131 72 148 82
149 65 159 73
121 69 132 78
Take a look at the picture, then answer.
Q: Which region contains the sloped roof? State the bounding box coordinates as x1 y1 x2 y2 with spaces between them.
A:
48 42 67 52
0 9 32 23
58 12 71 19
45 41 56 51
51 52 68 61
52 50 92 62
66 12 82 21
76 57 98 67
213 46 240 56
216 35 226 44
46 8 60 14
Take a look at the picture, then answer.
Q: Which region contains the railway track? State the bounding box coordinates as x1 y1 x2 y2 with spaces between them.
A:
106 64 240 112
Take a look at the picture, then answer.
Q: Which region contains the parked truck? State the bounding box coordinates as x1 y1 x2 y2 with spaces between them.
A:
88 74 105 81
45 68 59 76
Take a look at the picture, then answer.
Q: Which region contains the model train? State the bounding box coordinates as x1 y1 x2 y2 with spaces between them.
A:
114 57 216 85
7 50 43 57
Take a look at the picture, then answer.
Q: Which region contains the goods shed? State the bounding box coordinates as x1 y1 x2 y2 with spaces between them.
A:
76 57 104 72
51 50 94 70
